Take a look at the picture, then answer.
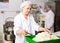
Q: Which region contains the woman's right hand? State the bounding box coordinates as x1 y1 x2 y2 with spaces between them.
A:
16 29 28 35
21 29 28 35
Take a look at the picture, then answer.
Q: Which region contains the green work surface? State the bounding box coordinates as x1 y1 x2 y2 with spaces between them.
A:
25 35 60 43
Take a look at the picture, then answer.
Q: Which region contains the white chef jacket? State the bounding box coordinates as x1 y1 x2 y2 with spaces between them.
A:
40 8 54 32
13 12 39 43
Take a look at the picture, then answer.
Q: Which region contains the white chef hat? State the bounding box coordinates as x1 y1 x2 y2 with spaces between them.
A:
20 1 32 11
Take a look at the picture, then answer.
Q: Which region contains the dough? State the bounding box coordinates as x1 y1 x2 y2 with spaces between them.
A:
33 32 59 42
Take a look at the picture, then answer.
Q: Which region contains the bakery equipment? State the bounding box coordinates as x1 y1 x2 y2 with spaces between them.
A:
3 17 15 41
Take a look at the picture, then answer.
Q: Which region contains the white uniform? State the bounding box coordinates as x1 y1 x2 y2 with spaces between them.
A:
40 8 54 32
13 12 39 43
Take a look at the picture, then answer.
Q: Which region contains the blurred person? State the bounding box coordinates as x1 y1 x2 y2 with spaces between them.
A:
39 5 55 33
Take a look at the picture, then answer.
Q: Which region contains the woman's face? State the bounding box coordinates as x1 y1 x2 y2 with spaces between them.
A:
22 4 32 15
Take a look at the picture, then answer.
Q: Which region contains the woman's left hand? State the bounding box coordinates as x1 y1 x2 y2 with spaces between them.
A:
43 28 51 34
38 27 51 34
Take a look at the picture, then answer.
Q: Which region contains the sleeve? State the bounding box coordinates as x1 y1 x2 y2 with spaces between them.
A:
49 12 54 28
45 11 54 29
39 8 46 15
13 15 22 36
31 15 40 31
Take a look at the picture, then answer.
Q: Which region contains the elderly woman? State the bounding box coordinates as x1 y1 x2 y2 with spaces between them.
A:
13 1 50 43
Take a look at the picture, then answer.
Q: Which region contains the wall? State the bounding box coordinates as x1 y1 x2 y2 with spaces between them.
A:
0 0 22 43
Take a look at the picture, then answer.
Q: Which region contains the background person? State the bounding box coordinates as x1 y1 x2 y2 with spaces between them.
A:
39 5 55 33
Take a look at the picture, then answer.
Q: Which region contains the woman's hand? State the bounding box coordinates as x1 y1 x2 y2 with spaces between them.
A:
38 27 51 34
16 29 28 35
21 30 28 35
43 28 51 34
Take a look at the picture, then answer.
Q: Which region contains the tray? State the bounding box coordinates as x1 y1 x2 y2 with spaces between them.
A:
25 35 60 43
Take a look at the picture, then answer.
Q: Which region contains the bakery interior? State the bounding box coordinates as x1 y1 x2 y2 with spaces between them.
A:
0 0 60 43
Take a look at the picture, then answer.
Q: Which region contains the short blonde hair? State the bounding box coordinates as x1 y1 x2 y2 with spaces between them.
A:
20 1 32 11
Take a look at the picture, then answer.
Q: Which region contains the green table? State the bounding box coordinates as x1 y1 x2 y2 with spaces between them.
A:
25 35 60 43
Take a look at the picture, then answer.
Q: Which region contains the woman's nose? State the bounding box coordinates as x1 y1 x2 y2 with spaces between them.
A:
28 9 31 12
